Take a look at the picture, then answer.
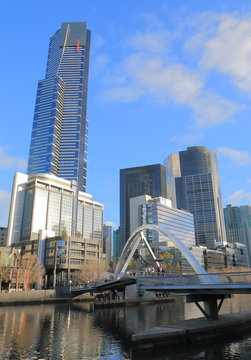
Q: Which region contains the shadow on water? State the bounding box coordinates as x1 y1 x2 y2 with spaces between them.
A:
91 297 186 346
88 294 251 360
131 330 251 360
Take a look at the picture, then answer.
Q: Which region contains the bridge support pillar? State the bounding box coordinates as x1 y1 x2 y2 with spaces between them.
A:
203 297 219 320
187 294 231 321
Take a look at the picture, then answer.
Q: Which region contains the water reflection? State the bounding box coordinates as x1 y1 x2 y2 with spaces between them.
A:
0 295 250 359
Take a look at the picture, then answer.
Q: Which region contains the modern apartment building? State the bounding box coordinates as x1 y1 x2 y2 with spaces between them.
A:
27 22 91 191
120 164 167 252
175 146 226 247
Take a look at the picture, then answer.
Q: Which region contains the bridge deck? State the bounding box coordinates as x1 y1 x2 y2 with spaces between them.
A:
71 271 251 297
136 271 251 295
71 277 136 297
139 284 251 295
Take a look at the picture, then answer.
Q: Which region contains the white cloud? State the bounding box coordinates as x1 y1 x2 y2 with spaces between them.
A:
0 190 10 227
227 190 251 205
103 52 239 126
217 147 251 166
91 54 109 75
128 31 171 54
92 35 105 50
103 86 144 102
188 14 251 94
0 147 27 170
170 132 202 145
192 94 241 127
101 24 240 127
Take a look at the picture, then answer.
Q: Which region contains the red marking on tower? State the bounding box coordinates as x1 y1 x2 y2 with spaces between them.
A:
76 40 80 52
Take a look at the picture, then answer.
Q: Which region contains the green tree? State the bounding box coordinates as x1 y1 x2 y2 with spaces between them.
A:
158 251 181 273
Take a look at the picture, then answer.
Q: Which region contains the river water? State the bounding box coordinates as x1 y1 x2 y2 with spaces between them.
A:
1 295 251 359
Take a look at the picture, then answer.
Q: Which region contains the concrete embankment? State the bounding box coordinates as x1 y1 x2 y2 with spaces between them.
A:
0 288 174 307
132 312 251 350
0 289 91 306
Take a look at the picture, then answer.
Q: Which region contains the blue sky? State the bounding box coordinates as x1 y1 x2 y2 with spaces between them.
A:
1 0 251 227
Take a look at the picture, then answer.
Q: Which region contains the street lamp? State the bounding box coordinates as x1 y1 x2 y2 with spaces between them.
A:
53 241 57 289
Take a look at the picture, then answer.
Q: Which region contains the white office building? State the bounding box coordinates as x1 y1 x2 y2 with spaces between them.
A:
129 195 196 248
7 172 103 247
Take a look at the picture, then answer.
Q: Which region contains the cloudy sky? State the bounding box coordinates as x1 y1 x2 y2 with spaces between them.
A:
1 0 251 227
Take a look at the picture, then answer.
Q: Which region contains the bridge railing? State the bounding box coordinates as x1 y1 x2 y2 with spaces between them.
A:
135 271 251 287
217 271 251 285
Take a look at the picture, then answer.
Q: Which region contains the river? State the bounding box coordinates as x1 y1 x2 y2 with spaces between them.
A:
0 295 251 359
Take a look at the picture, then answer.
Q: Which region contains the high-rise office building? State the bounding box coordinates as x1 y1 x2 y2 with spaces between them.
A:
120 164 167 252
113 228 121 263
7 172 103 246
7 171 104 285
27 22 91 191
163 154 180 208
224 204 251 266
103 222 114 263
175 146 226 247
129 195 195 248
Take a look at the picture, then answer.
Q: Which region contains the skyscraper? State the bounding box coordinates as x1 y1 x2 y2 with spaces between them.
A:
224 204 251 266
129 195 195 248
120 164 167 252
175 146 226 247
27 22 91 191
163 153 180 208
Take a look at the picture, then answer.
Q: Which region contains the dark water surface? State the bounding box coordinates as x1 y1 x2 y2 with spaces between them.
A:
0 295 251 359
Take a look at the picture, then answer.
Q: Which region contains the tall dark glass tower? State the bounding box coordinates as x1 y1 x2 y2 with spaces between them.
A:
175 146 226 247
27 22 91 191
224 204 251 266
120 164 167 252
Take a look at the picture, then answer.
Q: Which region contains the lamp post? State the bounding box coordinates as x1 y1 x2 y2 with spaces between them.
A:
53 241 57 289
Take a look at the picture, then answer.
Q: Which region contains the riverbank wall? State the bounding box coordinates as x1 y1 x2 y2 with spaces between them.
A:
0 287 173 306
0 289 91 306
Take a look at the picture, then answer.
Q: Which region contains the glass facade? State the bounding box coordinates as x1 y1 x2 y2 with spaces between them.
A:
113 228 120 263
224 205 245 245
21 188 34 239
137 197 196 248
83 204 93 239
175 146 226 247
47 191 61 235
224 204 251 266
120 164 167 252
19 175 103 245
27 22 91 192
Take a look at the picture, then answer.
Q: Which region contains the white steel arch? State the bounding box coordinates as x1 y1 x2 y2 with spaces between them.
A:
114 224 208 280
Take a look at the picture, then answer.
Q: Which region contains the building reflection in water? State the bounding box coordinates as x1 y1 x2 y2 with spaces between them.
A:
0 303 103 360
0 295 251 359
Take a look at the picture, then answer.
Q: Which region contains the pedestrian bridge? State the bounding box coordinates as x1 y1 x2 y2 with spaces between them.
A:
71 224 251 319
